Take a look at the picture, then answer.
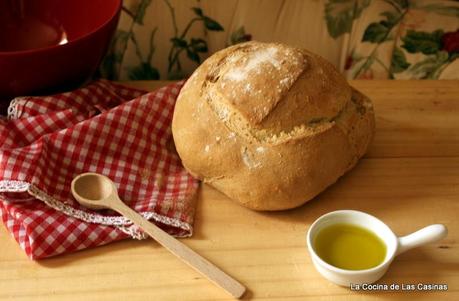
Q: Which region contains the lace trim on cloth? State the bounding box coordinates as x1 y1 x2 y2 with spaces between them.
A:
0 180 192 238
0 180 30 192
7 98 23 120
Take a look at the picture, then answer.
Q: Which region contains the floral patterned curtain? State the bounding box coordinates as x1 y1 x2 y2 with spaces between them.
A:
99 0 459 80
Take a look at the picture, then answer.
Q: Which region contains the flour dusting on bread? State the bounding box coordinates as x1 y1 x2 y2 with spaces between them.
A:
225 46 280 82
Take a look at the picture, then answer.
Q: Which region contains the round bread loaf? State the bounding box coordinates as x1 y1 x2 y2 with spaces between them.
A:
172 41 375 211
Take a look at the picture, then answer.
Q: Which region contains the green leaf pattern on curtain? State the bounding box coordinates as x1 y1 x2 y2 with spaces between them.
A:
325 0 371 38
99 0 226 80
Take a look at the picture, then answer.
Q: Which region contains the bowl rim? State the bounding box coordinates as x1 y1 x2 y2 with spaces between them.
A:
0 0 122 56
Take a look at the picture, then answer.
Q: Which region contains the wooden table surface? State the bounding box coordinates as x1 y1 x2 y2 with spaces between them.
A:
1 80 458 300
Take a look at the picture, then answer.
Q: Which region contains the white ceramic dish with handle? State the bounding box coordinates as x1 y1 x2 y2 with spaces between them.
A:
306 210 447 287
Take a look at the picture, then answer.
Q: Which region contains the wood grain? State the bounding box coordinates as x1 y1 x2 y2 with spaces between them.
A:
351 80 459 158
0 80 458 300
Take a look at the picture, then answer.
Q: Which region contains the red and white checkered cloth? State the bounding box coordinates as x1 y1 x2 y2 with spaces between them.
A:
0 80 199 259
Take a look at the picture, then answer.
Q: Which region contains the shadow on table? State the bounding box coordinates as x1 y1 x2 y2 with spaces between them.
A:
256 156 455 228
37 238 158 268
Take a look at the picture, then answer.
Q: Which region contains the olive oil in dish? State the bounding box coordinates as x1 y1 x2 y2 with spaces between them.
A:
314 223 386 270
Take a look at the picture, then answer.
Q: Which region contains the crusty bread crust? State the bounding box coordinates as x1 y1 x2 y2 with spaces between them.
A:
172 41 375 211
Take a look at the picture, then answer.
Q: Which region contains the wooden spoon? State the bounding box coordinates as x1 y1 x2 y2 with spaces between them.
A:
71 172 246 299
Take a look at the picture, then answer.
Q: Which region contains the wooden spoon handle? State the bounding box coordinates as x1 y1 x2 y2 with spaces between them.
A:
110 199 246 299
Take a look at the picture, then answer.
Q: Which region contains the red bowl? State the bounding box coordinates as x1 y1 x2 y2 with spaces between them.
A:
0 0 121 102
